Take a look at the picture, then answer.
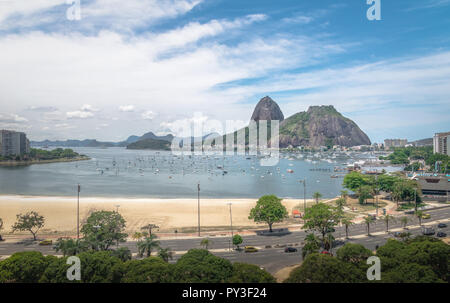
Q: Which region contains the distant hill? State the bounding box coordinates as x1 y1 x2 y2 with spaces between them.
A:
409 138 433 147
279 105 371 147
126 138 171 151
222 96 371 148
31 139 116 148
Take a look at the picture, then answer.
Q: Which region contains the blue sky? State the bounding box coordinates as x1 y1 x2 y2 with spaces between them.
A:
0 0 449 143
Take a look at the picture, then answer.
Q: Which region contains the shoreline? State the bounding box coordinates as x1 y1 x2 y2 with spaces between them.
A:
0 195 317 235
0 156 90 167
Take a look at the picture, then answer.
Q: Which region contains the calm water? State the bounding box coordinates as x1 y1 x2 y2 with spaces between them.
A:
0 147 371 199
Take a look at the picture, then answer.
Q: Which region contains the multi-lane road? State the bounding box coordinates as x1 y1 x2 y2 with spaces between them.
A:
1 206 449 274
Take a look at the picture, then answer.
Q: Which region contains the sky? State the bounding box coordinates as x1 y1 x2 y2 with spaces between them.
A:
0 0 449 143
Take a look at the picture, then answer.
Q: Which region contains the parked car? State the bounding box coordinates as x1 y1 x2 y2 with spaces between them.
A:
39 239 52 246
422 213 431 219
422 228 435 236
244 246 258 253
320 251 333 256
284 247 298 253
437 232 447 238
438 223 447 228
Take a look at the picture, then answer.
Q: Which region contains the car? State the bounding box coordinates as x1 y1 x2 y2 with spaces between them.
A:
437 232 447 237
39 239 52 246
393 232 402 237
422 213 431 219
438 223 448 228
244 246 258 253
284 247 298 253
320 251 333 256
422 228 435 236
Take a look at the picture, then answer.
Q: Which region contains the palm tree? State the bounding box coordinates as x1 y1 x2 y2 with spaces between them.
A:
137 234 160 257
158 247 174 262
302 234 320 259
132 231 143 242
141 224 159 237
323 233 335 252
415 210 424 226
400 216 409 229
200 238 212 250
313 192 322 204
341 218 353 239
382 215 395 232
340 190 349 203
364 216 374 236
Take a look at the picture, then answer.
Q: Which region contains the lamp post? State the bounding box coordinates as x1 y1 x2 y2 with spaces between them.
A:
77 184 80 240
197 182 201 237
115 205 120 213
299 179 306 214
414 188 417 212
228 202 233 239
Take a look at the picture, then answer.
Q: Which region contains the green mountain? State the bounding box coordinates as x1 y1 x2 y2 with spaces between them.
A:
126 138 171 151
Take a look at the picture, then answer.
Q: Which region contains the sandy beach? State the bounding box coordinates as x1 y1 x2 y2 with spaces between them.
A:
0 195 315 235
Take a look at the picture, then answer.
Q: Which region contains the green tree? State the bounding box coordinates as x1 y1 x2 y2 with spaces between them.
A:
285 253 365 283
400 216 409 229
200 238 212 250
341 218 353 239
81 210 127 251
228 263 276 283
248 195 288 232
343 171 366 192
364 215 374 236
382 215 395 233
0 251 50 283
118 257 173 283
132 231 144 242
232 234 243 250
336 243 373 269
76 251 123 283
11 211 45 241
137 234 160 257
357 185 373 204
340 190 349 202
111 247 132 262
172 249 233 283
302 234 321 259
53 238 88 256
313 192 322 204
302 203 338 245
141 224 159 237
158 247 174 262
415 210 424 226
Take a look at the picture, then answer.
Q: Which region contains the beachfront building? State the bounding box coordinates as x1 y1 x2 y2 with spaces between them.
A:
433 132 450 156
0 130 30 156
384 138 407 150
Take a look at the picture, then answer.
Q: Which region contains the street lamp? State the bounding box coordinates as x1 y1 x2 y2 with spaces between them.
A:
228 202 233 240
115 205 120 213
197 182 201 237
299 179 306 214
77 184 81 240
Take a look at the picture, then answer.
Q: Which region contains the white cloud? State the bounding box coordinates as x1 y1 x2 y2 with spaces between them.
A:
66 111 94 119
119 105 135 112
0 113 28 123
80 104 98 112
142 110 156 120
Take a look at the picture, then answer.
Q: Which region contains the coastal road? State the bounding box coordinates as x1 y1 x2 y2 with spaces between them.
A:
1 206 449 274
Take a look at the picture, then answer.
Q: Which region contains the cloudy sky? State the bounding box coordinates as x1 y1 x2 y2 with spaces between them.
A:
0 0 449 142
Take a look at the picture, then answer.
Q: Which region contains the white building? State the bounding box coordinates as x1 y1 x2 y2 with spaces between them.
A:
0 130 30 156
433 132 450 156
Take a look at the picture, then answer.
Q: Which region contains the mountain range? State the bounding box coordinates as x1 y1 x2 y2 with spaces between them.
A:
32 96 371 150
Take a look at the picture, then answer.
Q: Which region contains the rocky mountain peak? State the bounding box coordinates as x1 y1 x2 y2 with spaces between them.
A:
250 96 284 122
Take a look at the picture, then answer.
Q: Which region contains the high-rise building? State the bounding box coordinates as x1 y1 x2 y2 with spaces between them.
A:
433 132 450 156
384 139 407 150
0 130 30 156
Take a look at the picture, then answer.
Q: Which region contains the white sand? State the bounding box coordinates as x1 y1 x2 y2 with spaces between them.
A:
0 195 314 234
